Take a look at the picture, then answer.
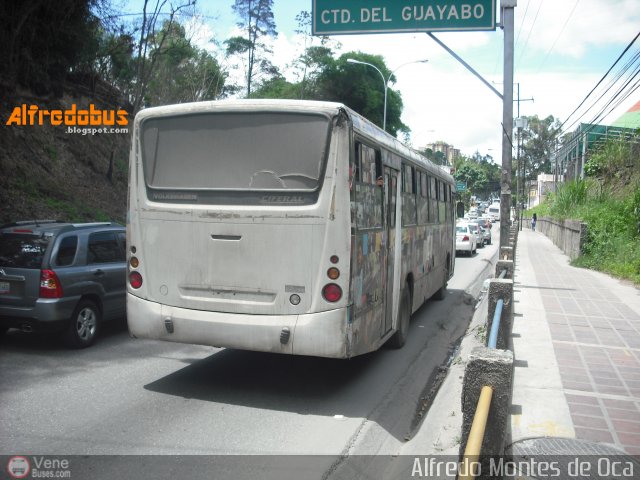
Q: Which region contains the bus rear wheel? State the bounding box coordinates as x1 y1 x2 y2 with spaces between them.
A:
388 286 411 349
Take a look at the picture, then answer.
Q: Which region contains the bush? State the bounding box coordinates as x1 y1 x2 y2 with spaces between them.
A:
533 179 640 285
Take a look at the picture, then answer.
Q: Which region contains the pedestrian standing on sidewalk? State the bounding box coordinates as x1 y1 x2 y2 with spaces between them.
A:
531 213 537 231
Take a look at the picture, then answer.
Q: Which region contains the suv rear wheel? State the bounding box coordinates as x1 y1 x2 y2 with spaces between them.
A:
65 300 100 348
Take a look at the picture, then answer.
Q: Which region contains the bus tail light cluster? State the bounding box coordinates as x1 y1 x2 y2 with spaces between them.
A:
39 270 63 298
322 255 342 302
128 247 143 289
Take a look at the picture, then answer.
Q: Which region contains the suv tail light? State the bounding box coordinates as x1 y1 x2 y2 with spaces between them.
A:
463 235 469 241
40 270 63 298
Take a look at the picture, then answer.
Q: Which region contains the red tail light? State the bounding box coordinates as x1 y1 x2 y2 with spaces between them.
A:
40 270 63 298
463 235 469 241
322 283 342 302
129 271 143 289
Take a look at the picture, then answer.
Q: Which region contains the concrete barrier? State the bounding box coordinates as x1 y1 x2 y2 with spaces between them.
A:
525 216 587 260
460 347 514 467
499 246 513 261
458 225 517 470
486 279 514 351
496 260 514 280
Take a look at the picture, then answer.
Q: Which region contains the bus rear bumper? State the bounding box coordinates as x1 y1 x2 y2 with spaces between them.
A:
127 293 350 358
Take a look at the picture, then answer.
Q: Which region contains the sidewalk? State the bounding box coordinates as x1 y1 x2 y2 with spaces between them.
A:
510 227 640 455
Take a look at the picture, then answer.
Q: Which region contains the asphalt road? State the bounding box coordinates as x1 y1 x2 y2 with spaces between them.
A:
0 227 499 478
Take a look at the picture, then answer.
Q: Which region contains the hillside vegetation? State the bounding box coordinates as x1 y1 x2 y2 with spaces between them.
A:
531 134 640 284
0 83 130 225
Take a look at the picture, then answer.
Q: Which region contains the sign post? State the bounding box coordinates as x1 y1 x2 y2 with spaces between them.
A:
313 0 496 35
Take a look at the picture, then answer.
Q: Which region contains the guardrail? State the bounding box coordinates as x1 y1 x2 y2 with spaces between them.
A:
459 224 518 479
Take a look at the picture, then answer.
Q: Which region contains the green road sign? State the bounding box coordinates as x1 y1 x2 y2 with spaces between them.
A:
313 0 496 35
456 182 467 192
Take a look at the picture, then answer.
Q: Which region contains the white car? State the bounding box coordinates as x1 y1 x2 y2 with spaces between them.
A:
456 222 477 256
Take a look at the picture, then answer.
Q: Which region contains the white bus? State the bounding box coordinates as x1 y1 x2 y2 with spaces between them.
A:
126 100 455 358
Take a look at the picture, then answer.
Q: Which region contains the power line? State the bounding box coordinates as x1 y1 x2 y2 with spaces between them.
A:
516 0 544 69
559 30 640 131
514 0 532 51
536 0 580 73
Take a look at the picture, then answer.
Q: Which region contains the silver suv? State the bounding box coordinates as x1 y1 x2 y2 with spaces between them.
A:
0 221 126 348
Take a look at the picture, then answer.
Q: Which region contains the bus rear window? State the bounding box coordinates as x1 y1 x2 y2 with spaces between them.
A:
141 112 330 191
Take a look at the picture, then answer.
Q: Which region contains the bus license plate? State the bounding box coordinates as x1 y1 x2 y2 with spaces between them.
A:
0 282 9 294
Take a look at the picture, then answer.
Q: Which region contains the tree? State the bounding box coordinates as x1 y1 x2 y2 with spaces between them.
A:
452 153 500 202
251 50 409 137
227 0 278 97
521 115 561 179
316 52 409 136
0 0 105 95
131 0 196 113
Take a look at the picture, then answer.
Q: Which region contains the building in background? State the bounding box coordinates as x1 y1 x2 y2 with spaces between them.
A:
422 141 460 165
552 100 640 181
528 173 555 208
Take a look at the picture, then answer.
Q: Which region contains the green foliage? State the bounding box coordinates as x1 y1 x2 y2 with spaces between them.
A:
572 194 640 284
520 114 561 181
45 146 58 162
583 134 638 181
0 0 103 94
451 152 500 203
251 50 410 138
42 198 113 223
231 0 278 96
145 21 225 106
533 130 639 284
548 179 590 218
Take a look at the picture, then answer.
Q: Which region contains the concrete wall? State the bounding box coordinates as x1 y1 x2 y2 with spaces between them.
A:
525 216 587 260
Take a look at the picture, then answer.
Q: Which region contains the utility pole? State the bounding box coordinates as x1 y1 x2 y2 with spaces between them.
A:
514 83 533 230
500 0 515 247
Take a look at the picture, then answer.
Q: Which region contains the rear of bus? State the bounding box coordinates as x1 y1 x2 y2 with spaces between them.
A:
126 100 355 358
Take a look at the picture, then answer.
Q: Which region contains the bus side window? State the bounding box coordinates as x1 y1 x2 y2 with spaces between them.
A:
353 143 361 183
438 179 446 223
390 176 397 228
355 142 382 229
401 164 417 226
418 170 429 224
429 176 438 223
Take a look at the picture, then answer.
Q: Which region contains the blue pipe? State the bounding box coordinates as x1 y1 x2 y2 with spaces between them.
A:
488 299 504 349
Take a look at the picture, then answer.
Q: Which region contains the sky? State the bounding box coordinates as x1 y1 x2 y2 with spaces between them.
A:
135 0 640 160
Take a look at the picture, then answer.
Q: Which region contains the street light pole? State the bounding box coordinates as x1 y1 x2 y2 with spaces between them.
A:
346 58 428 131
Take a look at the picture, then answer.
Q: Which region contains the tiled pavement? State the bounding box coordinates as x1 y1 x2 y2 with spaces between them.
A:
519 227 640 455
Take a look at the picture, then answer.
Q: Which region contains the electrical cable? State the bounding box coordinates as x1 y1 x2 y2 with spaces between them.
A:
559 30 640 131
516 0 544 69
536 0 580 73
561 52 640 132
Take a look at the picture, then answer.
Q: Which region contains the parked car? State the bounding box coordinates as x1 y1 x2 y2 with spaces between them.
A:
456 222 478 256
0 220 126 347
472 218 492 245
